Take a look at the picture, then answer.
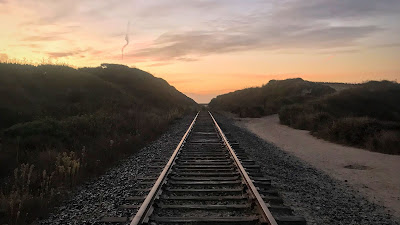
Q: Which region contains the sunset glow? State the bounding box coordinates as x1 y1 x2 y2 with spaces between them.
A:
1 0 400 102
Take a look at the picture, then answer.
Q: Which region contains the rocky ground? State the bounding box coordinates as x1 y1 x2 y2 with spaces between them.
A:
37 112 399 225
214 112 399 225
37 114 195 225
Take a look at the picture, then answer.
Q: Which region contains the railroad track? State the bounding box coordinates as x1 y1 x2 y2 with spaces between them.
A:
100 111 306 225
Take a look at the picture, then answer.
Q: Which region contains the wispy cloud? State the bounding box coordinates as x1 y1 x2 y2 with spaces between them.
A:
21 32 68 42
129 24 379 61
276 0 400 21
6 0 399 64
119 0 398 62
21 36 62 42
136 0 233 18
372 43 400 49
146 62 172 67
46 48 90 58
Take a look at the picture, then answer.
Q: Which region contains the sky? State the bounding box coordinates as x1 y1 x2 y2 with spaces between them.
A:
1 0 400 103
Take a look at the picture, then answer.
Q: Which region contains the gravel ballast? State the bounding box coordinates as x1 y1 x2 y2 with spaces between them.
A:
38 114 195 225
38 112 399 225
214 113 399 225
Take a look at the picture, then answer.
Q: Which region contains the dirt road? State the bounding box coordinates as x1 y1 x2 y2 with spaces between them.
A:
235 114 400 219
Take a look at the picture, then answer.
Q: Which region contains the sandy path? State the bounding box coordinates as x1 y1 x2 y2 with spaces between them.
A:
235 114 400 218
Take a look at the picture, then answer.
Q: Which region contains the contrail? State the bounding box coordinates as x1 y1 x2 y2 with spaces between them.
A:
121 21 130 60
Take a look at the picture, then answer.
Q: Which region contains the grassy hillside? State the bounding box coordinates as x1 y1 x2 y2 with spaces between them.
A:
279 81 400 154
79 64 195 112
0 63 197 224
209 78 335 117
210 78 400 154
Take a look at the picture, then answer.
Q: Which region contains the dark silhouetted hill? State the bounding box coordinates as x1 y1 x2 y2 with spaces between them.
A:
209 78 335 117
0 62 197 224
0 63 196 129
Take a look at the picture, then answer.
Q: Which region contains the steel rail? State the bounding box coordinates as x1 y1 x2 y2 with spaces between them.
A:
130 112 199 225
209 111 278 225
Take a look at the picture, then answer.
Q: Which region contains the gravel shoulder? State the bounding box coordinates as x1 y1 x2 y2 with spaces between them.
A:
234 114 400 220
37 114 195 225
214 112 399 225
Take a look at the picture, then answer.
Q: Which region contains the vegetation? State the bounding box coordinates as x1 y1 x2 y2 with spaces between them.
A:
210 78 400 154
317 82 358 91
0 62 197 224
279 81 400 154
209 78 335 117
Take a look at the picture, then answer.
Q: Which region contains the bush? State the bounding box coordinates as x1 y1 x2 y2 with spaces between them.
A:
4 119 68 150
327 117 382 146
278 81 400 154
367 131 400 154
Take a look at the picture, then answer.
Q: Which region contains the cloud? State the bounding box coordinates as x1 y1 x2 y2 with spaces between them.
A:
124 0 393 61
46 48 89 58
9 43 41 48
317 48 360 55
128 30 254 60
176 57 198 62
128 24 379 61
120 0 398 62
147 62 172 67
276 0 400 21
21 36 61 42
372 43 400 49
136 0 231 18
15 0 124 26
21 32 68 42
4 0 399 66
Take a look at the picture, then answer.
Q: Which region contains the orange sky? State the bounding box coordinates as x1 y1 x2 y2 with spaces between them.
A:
1 0 400 103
